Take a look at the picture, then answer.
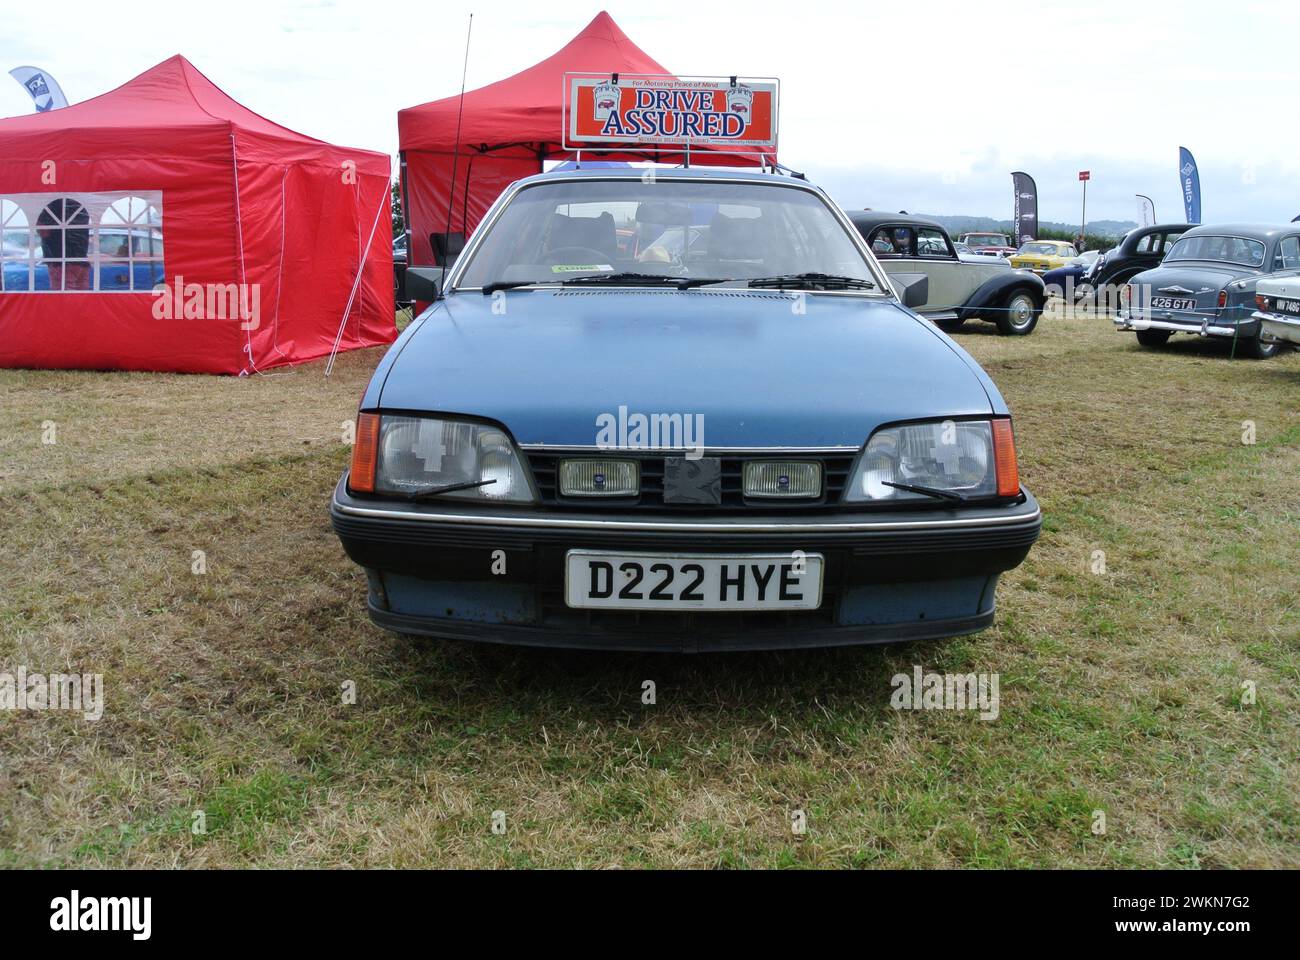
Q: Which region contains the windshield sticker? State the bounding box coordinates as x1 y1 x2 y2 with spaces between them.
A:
550 264 614 273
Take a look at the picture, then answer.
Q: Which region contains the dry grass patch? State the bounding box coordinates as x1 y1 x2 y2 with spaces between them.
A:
1 309 1297 868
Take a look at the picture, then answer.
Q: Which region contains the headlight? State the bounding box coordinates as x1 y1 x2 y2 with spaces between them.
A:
844 420 1019 502
350 413 535 502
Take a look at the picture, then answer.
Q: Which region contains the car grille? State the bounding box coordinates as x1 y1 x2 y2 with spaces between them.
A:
525 450 857 512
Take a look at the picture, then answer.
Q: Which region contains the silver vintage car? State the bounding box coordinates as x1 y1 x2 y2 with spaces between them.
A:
1114 223 1300 359
849 213 1045 335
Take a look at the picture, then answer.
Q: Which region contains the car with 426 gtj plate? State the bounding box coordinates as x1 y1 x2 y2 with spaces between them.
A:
1114 222 1300 359
331 168 1041 652
849 212 1046 336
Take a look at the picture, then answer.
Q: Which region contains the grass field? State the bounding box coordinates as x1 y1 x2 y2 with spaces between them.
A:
1 306 1297 868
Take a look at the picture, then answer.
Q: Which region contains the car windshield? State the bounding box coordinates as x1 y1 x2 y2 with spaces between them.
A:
1165 235 1266 268
1018 242 1060 255
968 234 1003 245
456 177 878 290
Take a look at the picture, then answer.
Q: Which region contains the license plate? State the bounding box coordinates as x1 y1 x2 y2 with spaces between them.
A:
1151 296 1197 310
565 550 824 611
1275 297 1300 316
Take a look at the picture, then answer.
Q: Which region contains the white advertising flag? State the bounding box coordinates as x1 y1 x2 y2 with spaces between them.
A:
1136 194 1156 228
9 66 69 112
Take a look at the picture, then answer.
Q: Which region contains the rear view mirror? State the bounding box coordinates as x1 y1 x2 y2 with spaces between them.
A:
891 273 929 309
405 267 445 302
634 201 692 225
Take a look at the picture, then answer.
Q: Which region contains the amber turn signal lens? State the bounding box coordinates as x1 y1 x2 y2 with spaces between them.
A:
991 419 1019 498
1255 294 1270 311
349 413 381 493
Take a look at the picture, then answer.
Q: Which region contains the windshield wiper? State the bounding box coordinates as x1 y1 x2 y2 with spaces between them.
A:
560 272 727 290
747 273 876 290
882 481 967 503
483 274 733 294
405 479 496 501
481 279 561 295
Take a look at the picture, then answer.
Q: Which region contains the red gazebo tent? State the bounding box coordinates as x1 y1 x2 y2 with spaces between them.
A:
0 55 395 375
398 11 776 269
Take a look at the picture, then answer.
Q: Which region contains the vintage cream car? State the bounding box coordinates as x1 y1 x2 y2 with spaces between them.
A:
848 212 1046 335
1254 275 1300 347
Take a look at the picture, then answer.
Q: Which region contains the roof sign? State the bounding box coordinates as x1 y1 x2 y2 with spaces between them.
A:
563 74 778 151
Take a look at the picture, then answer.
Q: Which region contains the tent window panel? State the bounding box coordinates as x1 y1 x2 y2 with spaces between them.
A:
0 191 163 293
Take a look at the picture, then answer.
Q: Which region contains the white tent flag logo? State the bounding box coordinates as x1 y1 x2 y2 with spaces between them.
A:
9 66 69 112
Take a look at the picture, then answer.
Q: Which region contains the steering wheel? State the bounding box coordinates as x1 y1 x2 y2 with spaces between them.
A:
544 246 611 265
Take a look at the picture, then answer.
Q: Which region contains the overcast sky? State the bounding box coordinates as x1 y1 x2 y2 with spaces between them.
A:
3 0 1297 226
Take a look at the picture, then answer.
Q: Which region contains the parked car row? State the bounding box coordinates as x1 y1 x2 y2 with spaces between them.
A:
1114 222 1300 359
341 161 1300 655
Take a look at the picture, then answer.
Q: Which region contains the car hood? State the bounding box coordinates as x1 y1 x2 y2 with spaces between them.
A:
377 289 999 448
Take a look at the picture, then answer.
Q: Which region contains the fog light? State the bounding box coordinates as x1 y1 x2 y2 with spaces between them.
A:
743 461 821 498
559 459 639 496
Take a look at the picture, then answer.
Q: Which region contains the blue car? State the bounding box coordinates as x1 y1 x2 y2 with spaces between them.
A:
1042 250 1101 299
331 168 1041 651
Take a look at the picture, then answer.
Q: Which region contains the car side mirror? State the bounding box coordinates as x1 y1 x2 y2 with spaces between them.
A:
405 267 446 302
891 273 929 309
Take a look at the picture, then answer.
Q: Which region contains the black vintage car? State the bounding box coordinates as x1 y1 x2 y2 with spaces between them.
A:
1082 223 1190 305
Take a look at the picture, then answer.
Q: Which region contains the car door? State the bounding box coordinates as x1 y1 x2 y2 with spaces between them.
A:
868 224 967 312
915 227 986 310
1270 235 1300 278
1133 230 1168 270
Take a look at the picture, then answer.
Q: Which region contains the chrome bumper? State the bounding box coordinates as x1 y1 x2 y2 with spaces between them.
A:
1114 313 1238 337
1255 310 1300 345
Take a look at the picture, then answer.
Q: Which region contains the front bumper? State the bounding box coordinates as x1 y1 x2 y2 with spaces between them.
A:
330 476 1042 652
1255 310 1300 346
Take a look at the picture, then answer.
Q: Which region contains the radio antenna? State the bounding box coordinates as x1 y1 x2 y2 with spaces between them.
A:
442 12 474 289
